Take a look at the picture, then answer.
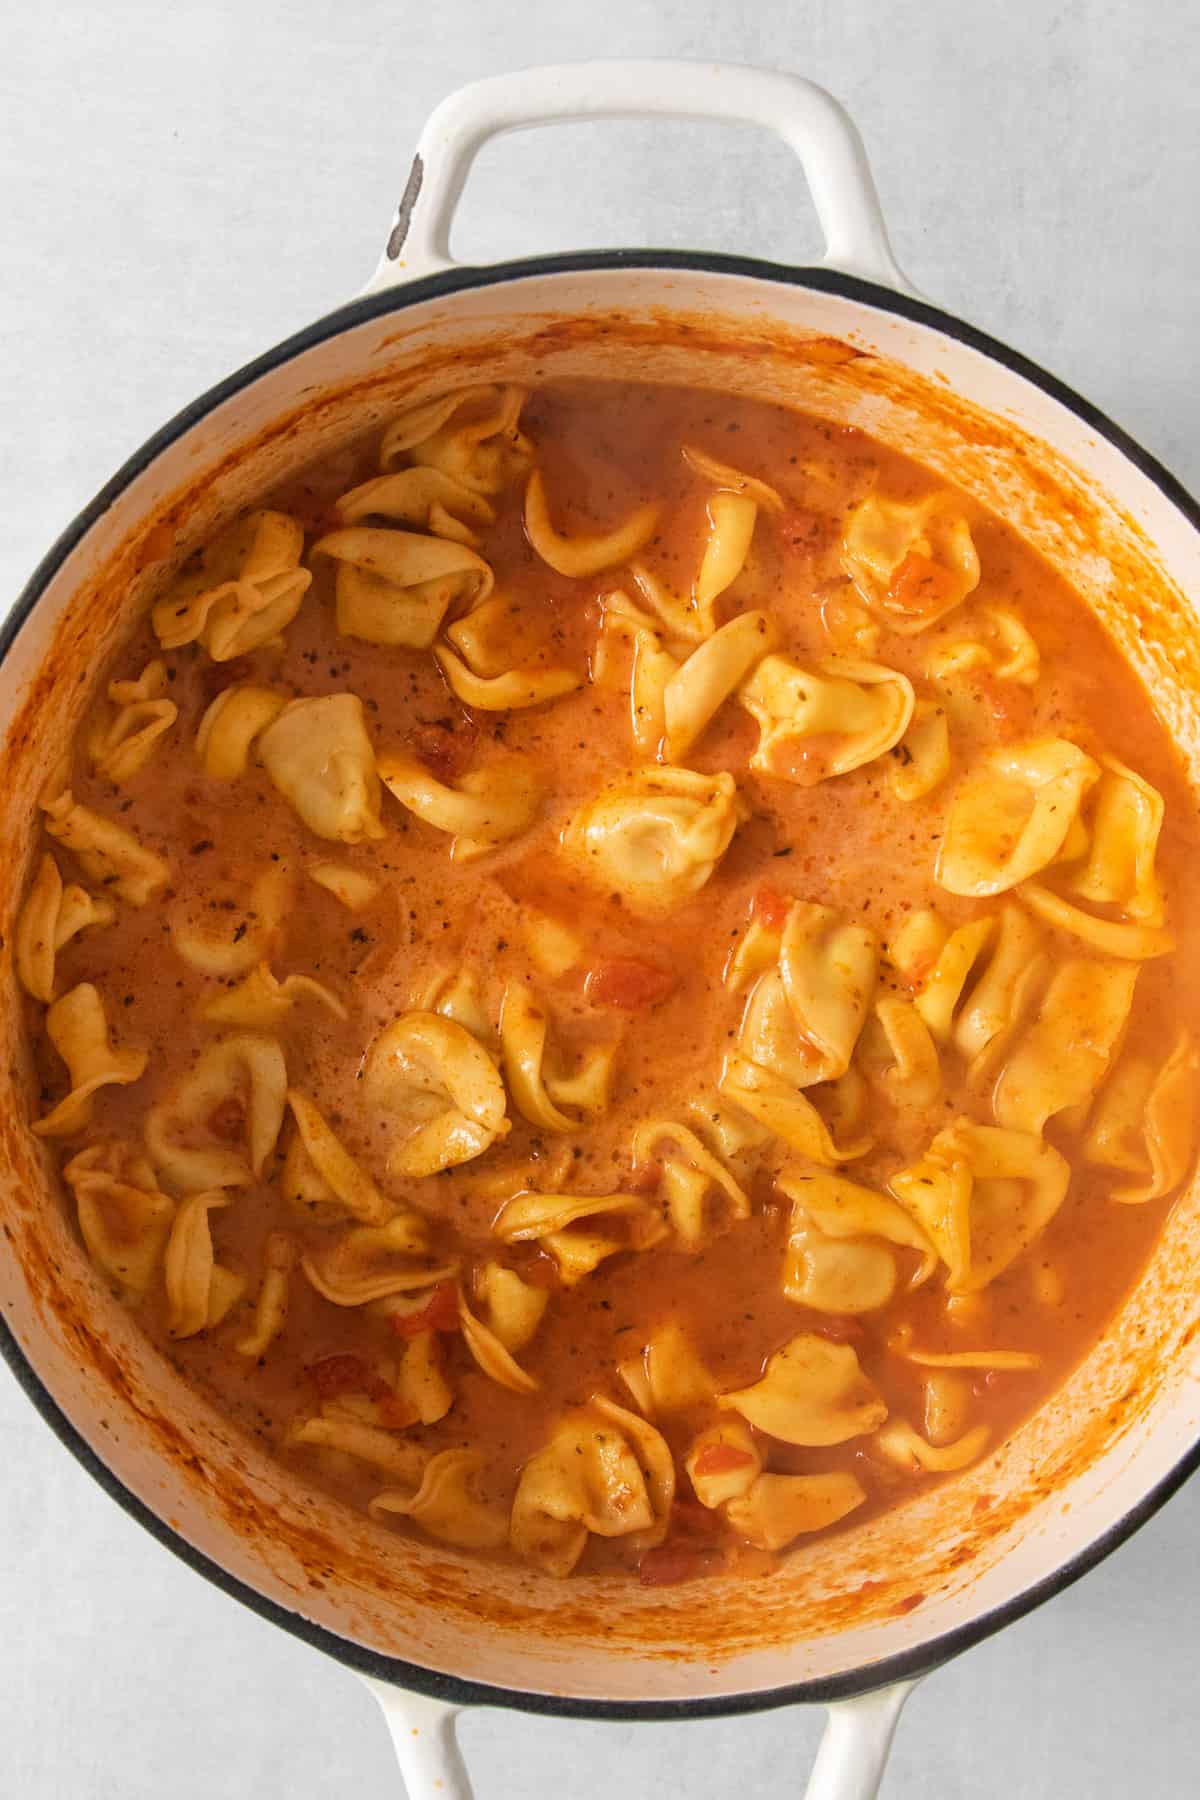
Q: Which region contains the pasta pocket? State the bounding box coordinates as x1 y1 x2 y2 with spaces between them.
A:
684 1419 762 1511
510 1397 674 1577
198 963 346 1028
87 659 178 783
164 1192 245 1338
492 1188 656 1286
524 469 659 578
926 606 1040 687
170 867 290 978
380 384 531 495
258 694 385 842
938 738 1100 896
841 492 980 633
378 750 542 857
302 1216 453 1307
724 1471 867 1551
234 1232 297 1359
499 983 618 1132
617 1321 715 1416
779 1167 937 1315
991 958 1139 1134
888 700 950 802
472 1262 549 1353
33 983 147 1138
15 854 115 1002
371 1450 509 1551
63 1142 175 1305
144 1033 287 1193
891 903 1050 1075
362 1011 510 1178
563 766 739 911
457 1290 539 1394
42 786 168 907
152 510 311 660
740 655 914 785
873 1418 990 1474
333 466 495 545
1085 1031 1199 1203
194 684 287 779
629 1120 750 1249
890 1121 1070 1292
313 526 493 648
283 1090 392 1225
1068 754 1166 924
719 1334 887 1446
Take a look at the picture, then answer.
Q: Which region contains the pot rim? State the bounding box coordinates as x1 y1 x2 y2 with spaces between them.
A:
4 248 1199 1720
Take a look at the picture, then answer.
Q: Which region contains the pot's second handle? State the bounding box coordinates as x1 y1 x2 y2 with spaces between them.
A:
364 59 916 297
362 1674 918 1800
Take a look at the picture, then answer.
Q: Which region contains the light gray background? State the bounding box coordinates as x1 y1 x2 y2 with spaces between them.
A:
2 2 1198 1795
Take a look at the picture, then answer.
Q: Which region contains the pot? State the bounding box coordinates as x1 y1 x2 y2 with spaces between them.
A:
3 61 1199 1800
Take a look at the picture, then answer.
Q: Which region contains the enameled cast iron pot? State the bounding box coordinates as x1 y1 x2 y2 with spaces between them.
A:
4 62 1200 1800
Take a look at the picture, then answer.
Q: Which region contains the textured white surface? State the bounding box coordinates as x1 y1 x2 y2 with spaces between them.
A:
2 2 1198 1794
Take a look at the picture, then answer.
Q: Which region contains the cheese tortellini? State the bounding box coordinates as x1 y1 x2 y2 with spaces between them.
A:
841 492 980 632
258 695 385 843
34 984 147 1138
152 510 311 660
510 1397 674 1576
740 655 914 785
362 1011 510 1178
563 766 739 911
938 738 1100 896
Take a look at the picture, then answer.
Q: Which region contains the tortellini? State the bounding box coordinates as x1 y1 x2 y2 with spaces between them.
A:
371 1450 508 1551
563 766 739 912
684 1418 762 1511
152 510 311 660
378 750 542 857
234 1231 296 1359
1069 754 1166 924
617 1320 714 1415
724 1472 867 1551
662 611 777 761
890 1121 1070 1292
33 984 147 1138
499 983 617 1132
779 1167 936 1314
361 1011 509 1178
379 384 531 495
472 1261 549 1353
524 469 659 578
433 643 581 712
629 1121 750 1248
991 958 1138 1135
164 1192 245 1338
41 786 168 907
510 1397 674 1577
194 684 287 779
143 1033 287 1192
926 606 1040 688
841 492 980 633
87 660 178 783
283 1089 392 1224
873 1418 990 1474
937 739 1099 896
740 655 914 785
15 854 115 1002
170 867 290 979
198 962 346 1028
457 1290 539 1394
891 904 1046 1069
1085 1031 1199 1203
889 699 950 802
258 695 385 843
290 1415 430 1482
333 467 495 545
63 1141 175 1305
314 527 493 648
719 1334 887 1446
302 1216 453 1307
492 1188 652 1285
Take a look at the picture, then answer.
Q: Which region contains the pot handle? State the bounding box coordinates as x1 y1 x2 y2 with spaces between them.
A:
363 60 916 297
803 1680 919 1800
362 1673 917 1800
362 1680 475 1800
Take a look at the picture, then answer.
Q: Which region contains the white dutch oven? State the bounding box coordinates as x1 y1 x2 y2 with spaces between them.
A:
3 61 1199 1800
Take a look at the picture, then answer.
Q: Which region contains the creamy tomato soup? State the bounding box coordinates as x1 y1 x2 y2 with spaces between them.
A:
19 380 1200 1585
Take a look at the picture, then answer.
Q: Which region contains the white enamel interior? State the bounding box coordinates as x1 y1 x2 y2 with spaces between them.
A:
2 265 1198 1706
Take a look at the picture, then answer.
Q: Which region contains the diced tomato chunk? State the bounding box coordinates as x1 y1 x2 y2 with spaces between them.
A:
638 1545 719 1587
692 1442 756 1478
669 1498 724 1543
885 550 959 620
750 885 792 931
625 1160 663 1196
388 1280 460 1338
584 958 676 1010
307 1353 370 1398
407 720 477 784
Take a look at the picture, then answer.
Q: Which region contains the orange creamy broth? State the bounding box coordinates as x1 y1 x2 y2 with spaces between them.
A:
24 377 1200 1583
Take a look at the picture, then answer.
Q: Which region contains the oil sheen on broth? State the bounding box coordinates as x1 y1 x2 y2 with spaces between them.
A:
19 379 1200 1587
